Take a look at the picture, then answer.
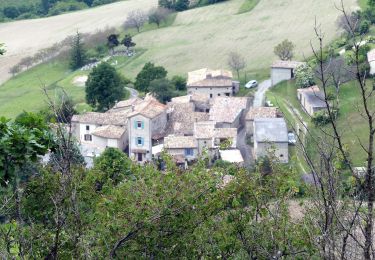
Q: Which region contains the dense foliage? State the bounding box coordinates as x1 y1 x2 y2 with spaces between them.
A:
0 0 119 21
85 62 127 111
135 62 168 92
158 0 227 11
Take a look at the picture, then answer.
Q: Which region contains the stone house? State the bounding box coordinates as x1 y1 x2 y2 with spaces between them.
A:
253 118 289 163
297 86 327 116
127 99 168 163
245 107 281 135
187 68 240 99
271 60 305 86
164 135 198 163
209 96 250 128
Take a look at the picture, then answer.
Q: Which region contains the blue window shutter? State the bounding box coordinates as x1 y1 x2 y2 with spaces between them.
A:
141 137 144 146
134 120 137 129
141 121 144 129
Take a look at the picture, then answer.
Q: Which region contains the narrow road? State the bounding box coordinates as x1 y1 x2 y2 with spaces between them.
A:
253 79 272 107
125 87 139 98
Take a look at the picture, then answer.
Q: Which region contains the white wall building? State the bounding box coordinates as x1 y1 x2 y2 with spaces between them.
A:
271 60 305 86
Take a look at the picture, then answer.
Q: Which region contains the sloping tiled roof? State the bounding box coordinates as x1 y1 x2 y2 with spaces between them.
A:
245 107 280 120
209 97 249 123
194 121 216 139
128 99 167 119
71 111 128 126
214 128 237 139
297 86 327 108
164 135 198 149
187 68 233 88
166 102 209 135
271 60 305 69
91 125 126 139
254 118 288 143
112 98 142 109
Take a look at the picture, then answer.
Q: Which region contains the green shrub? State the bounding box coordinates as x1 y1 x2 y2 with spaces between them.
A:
312 109 338 126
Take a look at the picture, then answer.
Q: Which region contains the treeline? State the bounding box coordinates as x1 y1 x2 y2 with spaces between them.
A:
158 0 227 11
0 0 118 21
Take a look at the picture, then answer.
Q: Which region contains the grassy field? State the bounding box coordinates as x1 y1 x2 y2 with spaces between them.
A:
119 0 358 79
0 55 133 118
267 79 373 167
238 0 260 14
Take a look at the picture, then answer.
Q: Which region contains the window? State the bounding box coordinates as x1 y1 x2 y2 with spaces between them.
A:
84 134 92 141
185 148 194 156
218 94 221 96
210 94 213 98
280 154 284 158
137 153 143 161
135 121 144 129
86 125 89 131
225 93 230 96
136 137 144 146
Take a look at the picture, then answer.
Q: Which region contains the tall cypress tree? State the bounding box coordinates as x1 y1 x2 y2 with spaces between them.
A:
70 31 87 70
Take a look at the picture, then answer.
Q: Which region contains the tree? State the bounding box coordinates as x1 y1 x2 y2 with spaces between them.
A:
107 34 120 55
274 39 295 61
124 10 147 33
175 0 189 11
121 34 136 51
294 64 315 88
227 51 246 79
70 31 87 70
85 62 125 111
148 7 171 27
149 78 176 103
171 75 186 91
3 6 20 19
134 62 168 92
0 43 5 55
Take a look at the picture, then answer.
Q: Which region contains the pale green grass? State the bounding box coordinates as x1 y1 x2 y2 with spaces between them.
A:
119 0 358 79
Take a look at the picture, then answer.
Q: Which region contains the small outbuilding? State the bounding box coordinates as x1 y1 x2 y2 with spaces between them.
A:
367 49 375 75
271 60 305 86
297 86 327 116
219 149 244 166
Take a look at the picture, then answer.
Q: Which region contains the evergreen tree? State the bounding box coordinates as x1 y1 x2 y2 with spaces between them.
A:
175 0 189 11
70 31 87 70
85 62 125 111
121 34 136 51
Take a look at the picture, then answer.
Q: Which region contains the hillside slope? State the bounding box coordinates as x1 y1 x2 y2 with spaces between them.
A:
0 0 157 84
122 0 358 78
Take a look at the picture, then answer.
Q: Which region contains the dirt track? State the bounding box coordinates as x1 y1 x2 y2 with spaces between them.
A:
0 0 157 84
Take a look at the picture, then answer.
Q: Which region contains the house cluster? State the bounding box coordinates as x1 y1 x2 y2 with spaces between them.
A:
71 66 295 167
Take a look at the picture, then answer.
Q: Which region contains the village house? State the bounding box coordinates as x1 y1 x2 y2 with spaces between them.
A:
253 118 289 163
127 98 168 163
187 68 240 99
271 60 305 86
71 111 129 153
209 96 250 128
297 86 327 116
245 107 281 135
163 135 199 164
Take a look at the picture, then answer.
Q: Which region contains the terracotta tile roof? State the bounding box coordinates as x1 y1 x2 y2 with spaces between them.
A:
271 60 305 69
194 121 216 139
164 135 198 149
166 102 209 135
209 97 249 123
91 125 126 139
128 99 167 119
71 111 128 126
111 97 142 110
187 68 233 88
214 128 237 139
245 107 280 120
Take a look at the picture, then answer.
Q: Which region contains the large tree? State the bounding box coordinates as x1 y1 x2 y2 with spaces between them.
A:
149 78 176 103
274 39 295 61
124 9 147 33
227 51 246 79
134 62 168 92
70 31 87 70
85 62 125 111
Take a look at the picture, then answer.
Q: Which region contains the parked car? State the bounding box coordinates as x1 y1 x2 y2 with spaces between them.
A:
245 80 258 89
288 132 297 145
